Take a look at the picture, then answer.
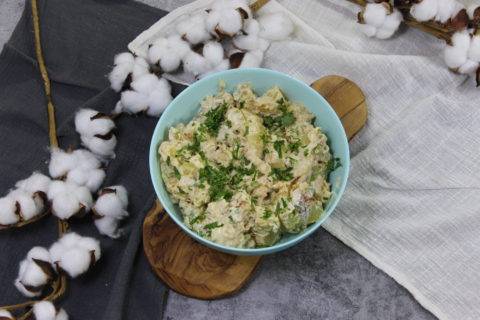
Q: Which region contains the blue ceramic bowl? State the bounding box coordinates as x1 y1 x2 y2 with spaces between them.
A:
149 68 349 256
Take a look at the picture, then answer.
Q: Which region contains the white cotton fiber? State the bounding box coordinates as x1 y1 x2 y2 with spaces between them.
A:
468 35 480 61
32 301 69 320
81 135 117 159
66 167 105 193
148 35 191 73
49 148 77 178
206 7 243 37
47 181 93 220
120 74 172 117
233 19 270 51
15 247 53 298
458 59 479 74
257 12 294 41
75 108 115 137
183 51 211 76
95 216 122 239
108 52 149 92
410 0 438 22
203 41 225 66
49 232 100 278
8 189 43 220
176 12 211 45
15 172 51 194
435 0 464 23
444 31 471 68
0 309 13 319
0 196 19 225
359 4 403 40
363 2 388 27
239 50 264 68
93 186 129 238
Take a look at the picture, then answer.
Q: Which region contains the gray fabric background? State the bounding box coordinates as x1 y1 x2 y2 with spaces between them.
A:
0 1 435 319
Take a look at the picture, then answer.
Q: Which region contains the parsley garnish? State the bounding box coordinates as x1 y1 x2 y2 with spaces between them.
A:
190 212 206 225
199 165 233 200
273 140 284 158
288 140 302 153
263 98 295 129
325 157 342 176
262 209 273 219
173 167 181 179
271 167 293 181
205 221 223 230
204 103 228 136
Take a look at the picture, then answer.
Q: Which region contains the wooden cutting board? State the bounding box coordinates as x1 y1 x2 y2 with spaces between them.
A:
142 75 367 300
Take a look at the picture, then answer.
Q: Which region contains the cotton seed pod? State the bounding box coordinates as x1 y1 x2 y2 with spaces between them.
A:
75 109 115 138
14 247 55 298
446 8 469 31
49 232 101 278
467 5 480 26
108 52 149 92
47 181 93 220
176 12 212 45
257 12 295 41
147 35 191 73
93 186 129 238
7 189 48 222
206 0 251 39
410 0 438 22
0 309 14 320
30 301 68 320
233 19 270 51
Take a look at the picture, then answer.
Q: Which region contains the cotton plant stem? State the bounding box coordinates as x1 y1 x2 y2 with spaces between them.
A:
347 0 453 41
0 0 68 316
250 0 270 12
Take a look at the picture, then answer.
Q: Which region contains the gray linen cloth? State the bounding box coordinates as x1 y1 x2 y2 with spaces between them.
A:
0 0 184 319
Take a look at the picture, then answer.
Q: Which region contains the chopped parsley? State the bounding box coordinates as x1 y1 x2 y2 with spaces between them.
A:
270 167 293 181
325 157 342 176
288 140 302 153
262 209 273 219
173 167 181 179
190 212 206 225
273 140 284 158
263 98 296 129
205 221 223 230
204 103 228 136
199 165 233 201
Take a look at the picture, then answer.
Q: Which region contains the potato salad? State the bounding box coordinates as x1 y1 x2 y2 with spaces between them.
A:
158 82 338 248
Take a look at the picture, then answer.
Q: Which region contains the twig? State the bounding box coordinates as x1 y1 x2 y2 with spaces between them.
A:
250 0 270 12
0 0 69 317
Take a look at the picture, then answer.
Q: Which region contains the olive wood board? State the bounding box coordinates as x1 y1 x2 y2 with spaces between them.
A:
143 75 367 300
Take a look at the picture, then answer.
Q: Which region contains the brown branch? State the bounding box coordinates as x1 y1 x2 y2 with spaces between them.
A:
347 0 453 42
250 0 270 12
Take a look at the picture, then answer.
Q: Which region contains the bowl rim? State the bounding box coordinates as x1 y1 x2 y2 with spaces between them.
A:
149 68 350 255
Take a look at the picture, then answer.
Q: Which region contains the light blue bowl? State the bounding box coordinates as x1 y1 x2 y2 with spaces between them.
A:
149 68 349 256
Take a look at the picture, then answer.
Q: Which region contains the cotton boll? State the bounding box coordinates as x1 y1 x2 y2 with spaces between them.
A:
120 74 172 117
148 35 190 73
206 8 243 38
108 52 149 92
233 19 270 51
66 167 105 193
362 3 388 28
203 41 225 66
49 148 77 178
94 216 123 239
32 301 68 320
257 12 294 41
57 248 92 278
49 233 100 278
0 309 13 319
108 186 128 207
199 59 230 78
435 0 464 23
81 135 117 158
15 172 51 194
410 0 438 22
93 193 128 218
0 196 19 225
15 247 54 298
131 57 150 79
183 51 211 76
176 12 211 45
47 181 93 220
8 189 43 220
75 109 115 137
239 50 264 68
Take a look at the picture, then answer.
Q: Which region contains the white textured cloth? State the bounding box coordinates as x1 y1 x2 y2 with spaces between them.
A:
131 1 480 319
